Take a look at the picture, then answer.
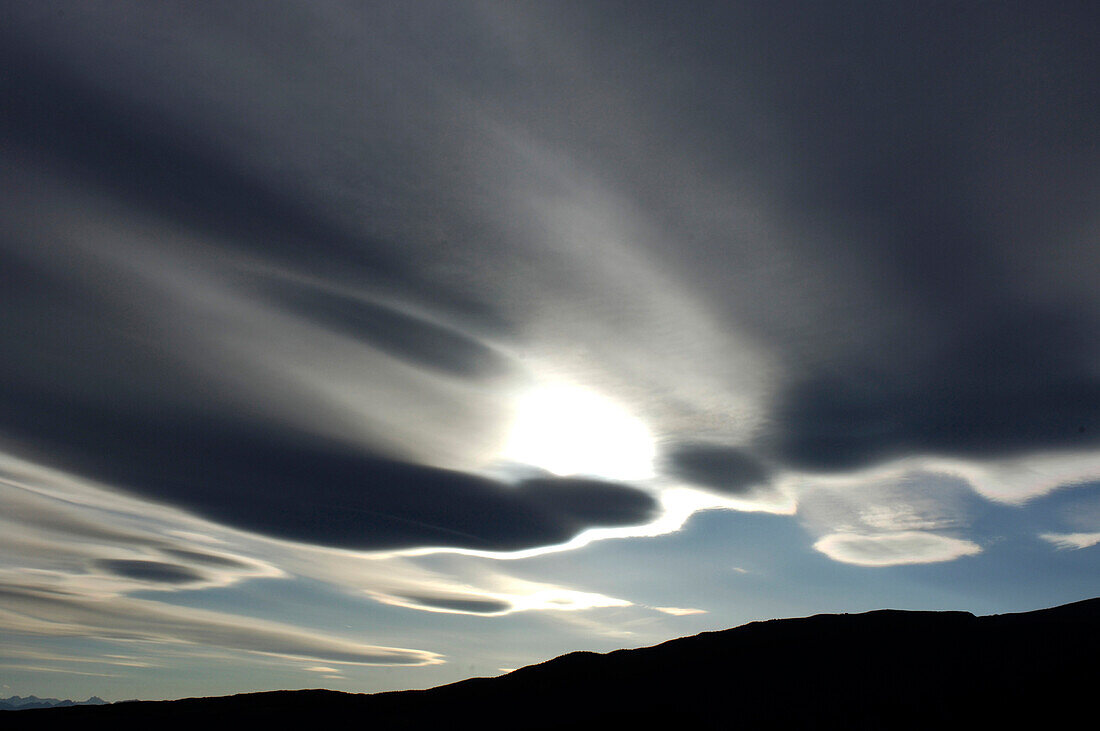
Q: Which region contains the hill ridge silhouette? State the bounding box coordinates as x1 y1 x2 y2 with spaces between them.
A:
12 598 1098 729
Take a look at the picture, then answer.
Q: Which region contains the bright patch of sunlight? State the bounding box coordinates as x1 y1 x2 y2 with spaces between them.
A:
502 383 655 481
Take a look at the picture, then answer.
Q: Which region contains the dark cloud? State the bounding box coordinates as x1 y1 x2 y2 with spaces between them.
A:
1 0 1099 561
0 387 657 552
95 560 206 585
262 280 508 379
620 1 1100 472
158 549 253 571
770 364 1100 472
0 37 504 334
518 478 661 526
398 595 512 615
659 444 770 494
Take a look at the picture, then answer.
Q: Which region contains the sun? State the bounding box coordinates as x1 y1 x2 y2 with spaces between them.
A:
501 383 655 481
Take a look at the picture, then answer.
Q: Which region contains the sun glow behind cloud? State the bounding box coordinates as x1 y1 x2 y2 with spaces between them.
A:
501 383 656 481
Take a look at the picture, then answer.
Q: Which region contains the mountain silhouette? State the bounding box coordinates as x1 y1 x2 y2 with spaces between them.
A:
0 695 106 710
10 598 1096 729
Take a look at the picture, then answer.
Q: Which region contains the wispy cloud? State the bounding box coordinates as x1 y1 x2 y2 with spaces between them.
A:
0 664 121 678
653 607 708 617
0 585 441 667
1039 532 1100 551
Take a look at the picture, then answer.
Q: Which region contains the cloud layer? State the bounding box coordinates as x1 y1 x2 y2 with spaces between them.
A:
0 584 440 667
0 5 1098 674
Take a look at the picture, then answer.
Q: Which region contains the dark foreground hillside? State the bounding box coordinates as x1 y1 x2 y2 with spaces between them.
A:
15 598 1098 729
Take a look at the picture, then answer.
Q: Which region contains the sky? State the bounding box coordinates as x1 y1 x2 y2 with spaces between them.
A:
1 0 1098 702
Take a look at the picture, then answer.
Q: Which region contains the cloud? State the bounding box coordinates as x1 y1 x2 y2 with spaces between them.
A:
794 468 985 566
0 664 121 678
0 451 642 636
720 2 1100 472
1 1 1099 584
813 531 982 567
794 468 974 535
0 465 284 596
769 372 1100 473
364 572 633 617
93 560 207 585
262 278 510 379
660 443 771 495
654 607 707 616
0 391 659 552
0 584 440 666
1039 532 1100 550
394 595 513 616
938 452 1100 504
0 33 499 334
157 549 254 570
518 478 659 528
0 645 156 669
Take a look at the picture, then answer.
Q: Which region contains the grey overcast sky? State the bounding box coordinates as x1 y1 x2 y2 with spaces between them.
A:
1 0 1098 701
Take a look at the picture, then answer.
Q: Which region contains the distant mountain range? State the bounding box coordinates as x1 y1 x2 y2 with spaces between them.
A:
9 598 1097 729
0 695 106 711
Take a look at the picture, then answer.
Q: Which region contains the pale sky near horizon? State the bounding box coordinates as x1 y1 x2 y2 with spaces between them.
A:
1 1 1098 702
